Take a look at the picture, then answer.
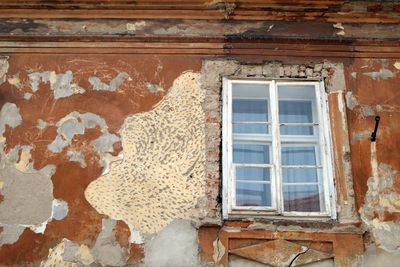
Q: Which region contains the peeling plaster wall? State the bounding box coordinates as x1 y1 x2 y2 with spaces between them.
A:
345 59 400 261
0 54 203 266
0 37 400 267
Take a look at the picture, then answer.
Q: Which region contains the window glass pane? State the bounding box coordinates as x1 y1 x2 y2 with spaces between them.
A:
236 167 270 182
279 100 313 123
233 144 270 164
280 125 314 135
282 168 318 183
283 185 322 212
281 146 317 166
234 123 269 134
232 83 269 98
278 84 316 101
233 99 268 122
233 99 269 134
236 182 271 207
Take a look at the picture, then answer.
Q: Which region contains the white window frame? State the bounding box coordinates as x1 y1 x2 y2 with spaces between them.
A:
222 78 337 220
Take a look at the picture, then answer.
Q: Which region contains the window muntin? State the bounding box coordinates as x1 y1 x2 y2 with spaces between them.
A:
222 79 335 219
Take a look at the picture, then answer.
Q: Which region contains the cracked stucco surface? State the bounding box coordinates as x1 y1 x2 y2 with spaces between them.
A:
85 71 206 234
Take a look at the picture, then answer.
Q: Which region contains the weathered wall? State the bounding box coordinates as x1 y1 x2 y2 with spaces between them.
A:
0 54 206 266
1 2 400 265
345 59 400 261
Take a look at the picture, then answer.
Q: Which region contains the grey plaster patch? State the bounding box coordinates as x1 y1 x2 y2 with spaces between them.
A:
145 82 163 93
89 72 129 92
24 93 32 100
0 165 53 225
37 119 47 130
91 218 128 267
51 199 69 221
351 72 357 78
28 71 85 99
143 220 199 267
345 92 359 110
0 56 9 86
0 224 25 247
352 131 371 144
362 106 376 117
67 148 87 168
38 164 56 177
372 220 400 252
48 111 120 174
323 61 346 92
0 103 22 136
47 112 108 153
363 68 394 80
363 245 400 267
5 145 21 163
376 105 383 112
62 239 80 262
91 132 120 154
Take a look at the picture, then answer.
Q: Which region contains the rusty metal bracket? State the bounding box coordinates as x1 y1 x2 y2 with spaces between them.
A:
371 116 380 142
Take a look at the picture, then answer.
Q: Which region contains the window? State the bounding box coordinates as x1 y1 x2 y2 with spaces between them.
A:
222 79 336 219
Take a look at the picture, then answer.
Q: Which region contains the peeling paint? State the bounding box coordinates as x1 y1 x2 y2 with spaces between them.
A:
7 76 20 87
0 57 9 86
85 71 205 234
145 82 164 93
51 198 69 221
0 165 53 225
88 72 129 92
67 148 86 168
126 21 146 31
24 93 32 100
37 118 47 129
143 220 199 267
360 142 400 252
40 241 78 267
76 244 95 265
394 62 400 70
352 131 371 144
333 23 345 35
91 218 128 266
345 92 359 110
0 224 25 247
362 106 375 117
28 71 85 99
363 68 394 80
0 103 22 137
47 112 119 158
213 238 225 263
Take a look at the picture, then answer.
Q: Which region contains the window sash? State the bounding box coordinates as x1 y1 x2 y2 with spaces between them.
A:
222 78 336 219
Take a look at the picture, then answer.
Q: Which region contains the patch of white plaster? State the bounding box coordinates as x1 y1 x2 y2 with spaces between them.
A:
363 68 394 80
126 21 146 31
85 71 206 234
24 93 32 100
360 142 400 252
28 71 85 99
7 76 20 88
88 72 129 92
394 62 400 70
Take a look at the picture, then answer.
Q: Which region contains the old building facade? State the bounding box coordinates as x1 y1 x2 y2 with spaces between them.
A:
0 1 400 266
